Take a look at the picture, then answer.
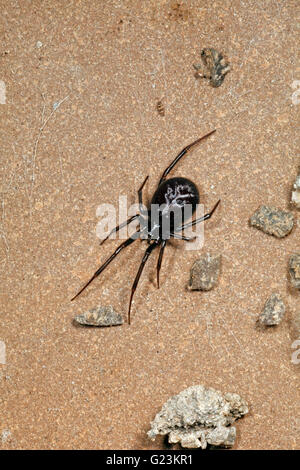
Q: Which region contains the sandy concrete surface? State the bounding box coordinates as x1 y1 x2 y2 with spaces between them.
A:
0 0 299 450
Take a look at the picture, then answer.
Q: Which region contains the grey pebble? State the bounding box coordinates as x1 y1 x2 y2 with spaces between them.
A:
74 305 123 327
259 293 286 326
289 253 300 289
188 253 221 291
250 205 294 238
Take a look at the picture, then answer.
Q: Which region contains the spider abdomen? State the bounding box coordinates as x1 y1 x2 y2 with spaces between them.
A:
150 177 199 236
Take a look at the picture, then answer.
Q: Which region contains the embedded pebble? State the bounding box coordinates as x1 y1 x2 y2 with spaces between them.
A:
259 293 286 326
289 253 300 289
1 429 12 443
148 385 248 449
249 205 294 238
291 172 300 209
0 80 6 105
194 48 231 87
291 311 300 341
188 253 221 291
74 305 123 327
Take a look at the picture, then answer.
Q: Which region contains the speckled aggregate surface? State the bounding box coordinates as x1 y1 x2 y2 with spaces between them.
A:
0 0 299 450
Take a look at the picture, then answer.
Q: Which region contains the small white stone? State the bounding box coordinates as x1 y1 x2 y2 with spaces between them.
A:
1 429 11 443
291 173 300 209
0 80 6 105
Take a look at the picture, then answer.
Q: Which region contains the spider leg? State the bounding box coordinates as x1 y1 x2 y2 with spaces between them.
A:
138 175 149 216
158 129 216 186
177 199 220 231
128 241 158 324
170 233 197 241
156 239 167 288
71 232 139 301
100 176 149 246
100 214 140 246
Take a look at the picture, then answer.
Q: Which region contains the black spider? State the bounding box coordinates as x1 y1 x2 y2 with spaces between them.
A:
71 129 220 324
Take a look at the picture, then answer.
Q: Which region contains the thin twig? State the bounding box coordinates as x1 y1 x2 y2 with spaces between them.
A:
29 94 69 211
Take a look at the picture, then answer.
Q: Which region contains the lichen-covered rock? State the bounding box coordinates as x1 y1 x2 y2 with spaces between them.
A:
250 205 294 238
259 293 286 326
194 48 230 87
188 253 221 291
148 385 248 449
74 305 123 327
291 172 300 209
289 253 300 289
